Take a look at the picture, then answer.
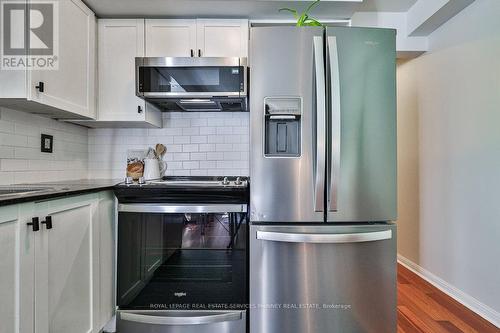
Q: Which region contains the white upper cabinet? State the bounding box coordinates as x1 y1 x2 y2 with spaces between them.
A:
145 19 197 57
72 19 161 128
0 0 96 120
30 0 96 119
196 19 249 57
145 18 248 58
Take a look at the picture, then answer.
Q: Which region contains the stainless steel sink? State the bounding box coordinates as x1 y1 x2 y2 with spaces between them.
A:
0 186 55 197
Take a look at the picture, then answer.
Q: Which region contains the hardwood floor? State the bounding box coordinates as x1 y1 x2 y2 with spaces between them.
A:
397 264 500 333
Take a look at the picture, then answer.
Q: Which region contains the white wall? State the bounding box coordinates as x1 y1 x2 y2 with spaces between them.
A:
88 112 249 179
0 107 88 184
396 0 500 320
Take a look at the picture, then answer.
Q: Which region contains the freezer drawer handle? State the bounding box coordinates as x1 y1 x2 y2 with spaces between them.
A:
256 230 392 243
120 311 243 326
118 203 247 213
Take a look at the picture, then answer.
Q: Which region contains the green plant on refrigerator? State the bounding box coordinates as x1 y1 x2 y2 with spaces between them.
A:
279 0 324 27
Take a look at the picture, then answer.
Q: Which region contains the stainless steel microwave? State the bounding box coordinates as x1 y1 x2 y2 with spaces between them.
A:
135 57 248 112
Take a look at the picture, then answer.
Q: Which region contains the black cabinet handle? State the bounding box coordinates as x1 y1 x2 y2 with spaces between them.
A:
190 49 194 57
41 216 52 230
198 49 201 57
35 82 44 92
138 105 143 113
27 217 40 232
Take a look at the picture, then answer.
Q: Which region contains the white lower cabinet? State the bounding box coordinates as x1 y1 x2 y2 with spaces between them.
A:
0 203 35 333
0 191 115 333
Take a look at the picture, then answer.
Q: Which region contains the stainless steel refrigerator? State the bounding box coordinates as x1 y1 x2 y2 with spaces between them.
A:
249 26 397 333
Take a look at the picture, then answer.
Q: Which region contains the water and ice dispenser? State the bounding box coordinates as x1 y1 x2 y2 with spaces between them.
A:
264 97 302 157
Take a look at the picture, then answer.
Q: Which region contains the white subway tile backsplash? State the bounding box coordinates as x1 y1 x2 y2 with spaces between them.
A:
206 152 224 160
173 153 190 161
215 144 233 152
0 107 88 184
182 161 199 170
190 136 207 144
0 120 14 133
0 133 28 147
182 144 199 153
182 127 199 136
199 144 215 152
1 159 28 171
87 112 250 178
200 127 216 135
174 136 190 144
190 152 206 160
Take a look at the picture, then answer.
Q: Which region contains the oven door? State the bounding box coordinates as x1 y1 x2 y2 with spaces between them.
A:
117 310 246 333
136 57 247 98
116 203 248 324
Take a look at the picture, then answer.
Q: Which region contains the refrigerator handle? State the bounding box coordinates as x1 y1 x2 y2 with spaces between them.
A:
327 36 341 212
313 36 326 212
256 230 392 244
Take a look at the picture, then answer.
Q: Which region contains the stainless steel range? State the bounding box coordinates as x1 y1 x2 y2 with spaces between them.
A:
114 176 249 333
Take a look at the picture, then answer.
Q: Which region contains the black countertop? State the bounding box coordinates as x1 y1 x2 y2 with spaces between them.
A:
0 179 120 207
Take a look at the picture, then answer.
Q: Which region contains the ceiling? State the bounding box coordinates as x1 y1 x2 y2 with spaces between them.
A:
82 0 419 19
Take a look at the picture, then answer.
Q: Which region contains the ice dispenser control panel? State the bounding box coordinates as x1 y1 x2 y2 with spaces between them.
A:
264 97 301 157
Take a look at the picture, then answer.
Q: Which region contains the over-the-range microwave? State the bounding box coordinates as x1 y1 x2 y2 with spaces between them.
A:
135 57 248 112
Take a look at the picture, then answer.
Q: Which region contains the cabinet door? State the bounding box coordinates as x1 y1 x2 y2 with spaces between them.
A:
34 195 100 333
30 0 96 119
97 191 116 330
97 19 147 122
196 19 248 57
0 203 35 333
145 19 197 57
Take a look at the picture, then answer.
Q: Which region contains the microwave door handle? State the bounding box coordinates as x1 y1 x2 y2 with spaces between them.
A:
313 36 326 212
120 311 243 326
256 230 392 244
327 36 341 212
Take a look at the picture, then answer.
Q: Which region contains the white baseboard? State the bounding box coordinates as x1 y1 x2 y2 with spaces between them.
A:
397 254 500 329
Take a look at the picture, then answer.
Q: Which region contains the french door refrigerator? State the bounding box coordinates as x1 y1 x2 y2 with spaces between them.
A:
249 26 397 333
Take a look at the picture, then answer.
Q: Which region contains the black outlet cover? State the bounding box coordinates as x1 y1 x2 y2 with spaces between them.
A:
41 134 53 153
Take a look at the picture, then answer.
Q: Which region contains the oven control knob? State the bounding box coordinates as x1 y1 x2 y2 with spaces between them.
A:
125 176 133 185
222 177 230 186
235 177 242 185
138 176 146 185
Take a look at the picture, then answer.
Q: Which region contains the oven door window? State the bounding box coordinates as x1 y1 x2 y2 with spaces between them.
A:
139 66 243 94
117 212 247 311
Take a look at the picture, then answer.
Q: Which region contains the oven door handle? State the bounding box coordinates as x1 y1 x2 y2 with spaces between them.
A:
118 203 247 213
120 311 243 326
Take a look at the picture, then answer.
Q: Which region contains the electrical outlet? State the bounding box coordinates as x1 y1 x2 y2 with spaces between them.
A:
41 134 53 153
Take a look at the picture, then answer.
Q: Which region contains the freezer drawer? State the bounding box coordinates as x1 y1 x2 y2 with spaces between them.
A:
250 224 396 333
117 310 246 333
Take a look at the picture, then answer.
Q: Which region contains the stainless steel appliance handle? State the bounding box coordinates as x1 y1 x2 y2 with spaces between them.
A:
118 203 247 213
120 311 243 326
269 115 297 120
327 36 341 212
184 108 223 112
256 230 392 243
179 99 217 105
313 35 326 212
